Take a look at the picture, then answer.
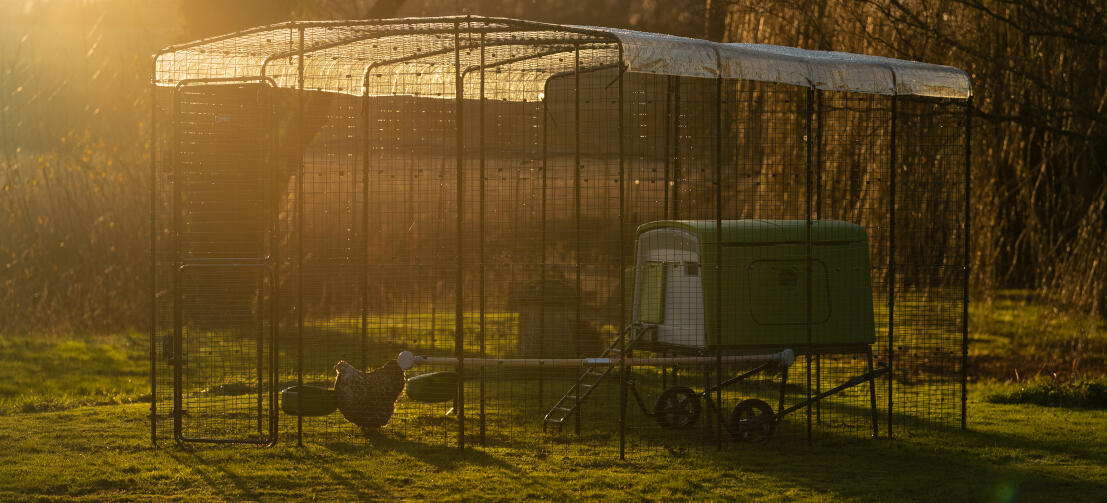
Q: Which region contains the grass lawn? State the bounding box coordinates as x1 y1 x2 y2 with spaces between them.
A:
0 400 1104 501
1 298 1106 501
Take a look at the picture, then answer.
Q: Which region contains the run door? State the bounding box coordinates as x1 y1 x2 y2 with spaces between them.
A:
170 80 278 444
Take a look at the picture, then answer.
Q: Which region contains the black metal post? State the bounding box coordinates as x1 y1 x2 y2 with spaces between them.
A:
258 84 269 441
256 90 268 438
617 46 627 460
295 25 305 447
714 73 724 450
256 286 264 437
868 347 879 437
805 88 814 446
269 95 280 443
703 365 712 430
360 93 370 371
539 93 547 408
814 90 823 424
671 77 681 219
573 45 582 437
778 364 789 416
170 86 183 444
663 76 671 219
267 82 281 445
814 91 824 217
478 32 487 446
453 24 466 452
962 97 972 430
887 95 898 439
148 68 158 447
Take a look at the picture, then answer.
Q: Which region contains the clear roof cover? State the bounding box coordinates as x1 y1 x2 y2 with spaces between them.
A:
155 16 971 100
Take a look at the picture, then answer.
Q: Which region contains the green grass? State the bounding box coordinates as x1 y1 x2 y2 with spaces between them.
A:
0 400 1104 501
0 332 148 415
971 291 1107 380
3 296 1107 501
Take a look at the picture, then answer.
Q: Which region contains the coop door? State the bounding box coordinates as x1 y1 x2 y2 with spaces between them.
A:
747 259 830 326
170 81 278 444
637 261 666 324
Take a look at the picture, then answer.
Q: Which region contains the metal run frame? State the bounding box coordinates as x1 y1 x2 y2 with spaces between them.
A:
150 17 971 458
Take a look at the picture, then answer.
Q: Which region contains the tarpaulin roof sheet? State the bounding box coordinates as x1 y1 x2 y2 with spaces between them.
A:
155 16 971 100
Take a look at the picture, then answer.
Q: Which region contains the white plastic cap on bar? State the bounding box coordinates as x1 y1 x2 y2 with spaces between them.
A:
397 350 417 370
779 349 795 367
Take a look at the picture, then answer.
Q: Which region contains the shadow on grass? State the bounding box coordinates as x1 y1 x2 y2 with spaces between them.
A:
822 398 1107 467
313 462 398 500
165 449 263 501
155 396 1104 501
697 413 1107 501
323 429 511 470
314 432 576 500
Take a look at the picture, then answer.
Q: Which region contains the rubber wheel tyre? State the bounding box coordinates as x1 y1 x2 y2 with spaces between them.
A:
729 398 775 442
653 386 702 429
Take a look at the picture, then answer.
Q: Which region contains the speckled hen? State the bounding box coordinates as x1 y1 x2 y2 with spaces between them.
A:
333 359 405 434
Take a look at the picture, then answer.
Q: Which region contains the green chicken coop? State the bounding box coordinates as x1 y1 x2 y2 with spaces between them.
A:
632 219 876 351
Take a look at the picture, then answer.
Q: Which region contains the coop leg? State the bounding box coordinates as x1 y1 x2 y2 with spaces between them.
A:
574 374 582 437
867 347 879 438
777 364 789 416
537 361 544 414
662 352 668 389
815 354 821 424
703 364 714 432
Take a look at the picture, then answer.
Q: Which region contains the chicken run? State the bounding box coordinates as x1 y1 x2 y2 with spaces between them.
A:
149 17 971 457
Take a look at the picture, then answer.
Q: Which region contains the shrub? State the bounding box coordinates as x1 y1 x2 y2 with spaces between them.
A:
984 378 1107 409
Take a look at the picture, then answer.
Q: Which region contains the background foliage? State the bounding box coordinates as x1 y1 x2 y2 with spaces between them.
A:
1 0 1103 335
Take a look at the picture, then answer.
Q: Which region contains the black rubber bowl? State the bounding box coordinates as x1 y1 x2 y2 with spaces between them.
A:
405 371 458 403
280 385 338 417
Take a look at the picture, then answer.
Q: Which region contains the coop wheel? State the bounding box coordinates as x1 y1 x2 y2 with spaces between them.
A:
653 386 702 429
729 399 775 442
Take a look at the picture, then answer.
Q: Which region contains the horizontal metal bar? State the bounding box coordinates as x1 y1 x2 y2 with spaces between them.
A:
460 46 580 81
396 350 794 370
172 76 278 88
178 262 274 271
544 63 622 90
176 435 274 445
177 257 272 265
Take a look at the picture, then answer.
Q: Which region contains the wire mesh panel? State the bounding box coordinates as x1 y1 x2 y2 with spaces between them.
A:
336 35 465 446
466 49 550 447
152 81 279 445
619 74 725 452
152 85 175 447
715 80 818 444
151 16 969 455
809 91 893 439
177 264 276 443
891 97 969 433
